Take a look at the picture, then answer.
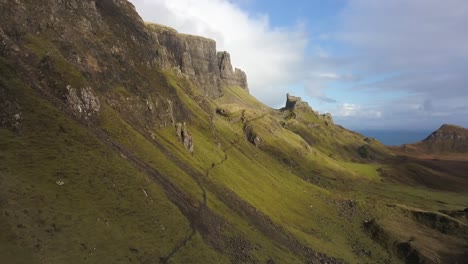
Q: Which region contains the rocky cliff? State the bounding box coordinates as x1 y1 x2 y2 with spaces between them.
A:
147 23 248 97
0 0 247 100
0 0 249 137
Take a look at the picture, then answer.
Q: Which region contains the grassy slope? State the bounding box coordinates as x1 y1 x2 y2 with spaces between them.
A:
0 61 224 263
96 75 306 263
149 81 393 263
208 86 468 263
1 30 467 264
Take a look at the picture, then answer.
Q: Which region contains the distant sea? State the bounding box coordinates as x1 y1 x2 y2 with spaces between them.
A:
357 130 432 146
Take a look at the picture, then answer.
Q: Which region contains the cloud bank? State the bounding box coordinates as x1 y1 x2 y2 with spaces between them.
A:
335 0 468 129
129 0 308 107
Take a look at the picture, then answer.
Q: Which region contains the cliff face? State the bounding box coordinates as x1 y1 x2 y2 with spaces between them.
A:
217 51 249 93
148 23 248 97
0 0 249 136
0 0 247 100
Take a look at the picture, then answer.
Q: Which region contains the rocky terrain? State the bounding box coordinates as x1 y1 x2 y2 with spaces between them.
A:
0 1 467 263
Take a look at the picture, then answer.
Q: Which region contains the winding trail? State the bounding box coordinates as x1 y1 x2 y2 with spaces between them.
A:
159 228 196 263
160 134 240 263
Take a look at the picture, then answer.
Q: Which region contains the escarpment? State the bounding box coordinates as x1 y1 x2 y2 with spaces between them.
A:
217 51 249 92
147 23 249 97
0 0 248 103
0 0 250 143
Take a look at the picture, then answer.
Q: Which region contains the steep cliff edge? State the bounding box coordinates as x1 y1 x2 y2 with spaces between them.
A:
147 23 248 97
0 0 247 101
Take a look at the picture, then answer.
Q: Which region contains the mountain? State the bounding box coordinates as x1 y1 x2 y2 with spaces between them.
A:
1 1 467 263
419 124 468 153
396 124 468 156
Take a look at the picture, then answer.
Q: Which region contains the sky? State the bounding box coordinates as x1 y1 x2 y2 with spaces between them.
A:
129 0 468 131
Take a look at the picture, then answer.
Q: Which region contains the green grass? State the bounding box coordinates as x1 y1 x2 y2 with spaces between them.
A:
340 162 382 181
2 33 467 264
99 104 205 201
139 78 396 262
0 75 221 263
23 34 87 91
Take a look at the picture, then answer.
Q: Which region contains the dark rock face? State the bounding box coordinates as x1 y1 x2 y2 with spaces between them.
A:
284 93 305 110
0 0 249 139
0 1 248 103
217 51 249 92
148 24 249 97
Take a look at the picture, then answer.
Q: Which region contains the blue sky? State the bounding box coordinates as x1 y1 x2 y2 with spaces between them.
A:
130 0 468 131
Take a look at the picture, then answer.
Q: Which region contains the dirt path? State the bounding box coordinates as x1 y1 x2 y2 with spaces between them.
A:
160 136 241 263
90 128 208 264
159 228 196 263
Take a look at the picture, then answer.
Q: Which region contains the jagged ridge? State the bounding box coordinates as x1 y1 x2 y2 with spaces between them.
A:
147 22 249 97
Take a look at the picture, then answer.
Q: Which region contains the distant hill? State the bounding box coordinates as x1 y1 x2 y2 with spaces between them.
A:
417 124 468 153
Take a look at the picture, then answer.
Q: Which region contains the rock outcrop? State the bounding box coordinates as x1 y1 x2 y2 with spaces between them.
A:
65 85 100 120
283 94 309 110
244 124 262 147
282 93 334 125
217 51 249 92
176 122 194 153
148 23 249 97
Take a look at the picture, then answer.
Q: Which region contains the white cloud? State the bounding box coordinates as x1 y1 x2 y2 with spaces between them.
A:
339 103 360 117
316 73 340 79
331 103 382 119
129 0 308 107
